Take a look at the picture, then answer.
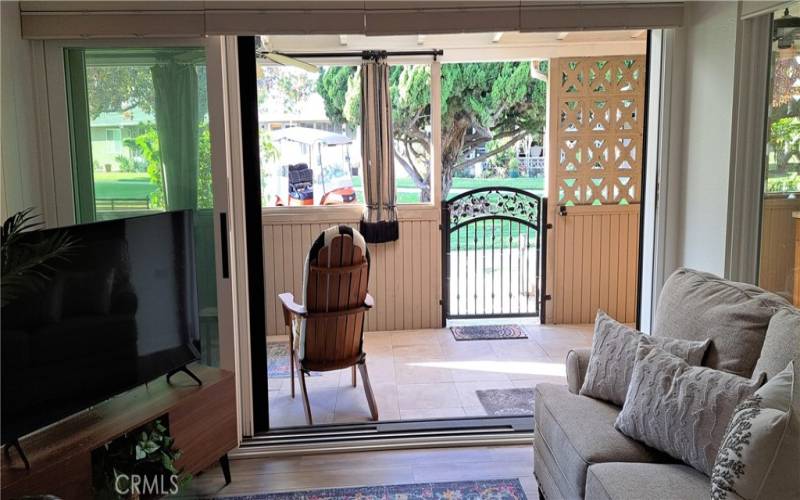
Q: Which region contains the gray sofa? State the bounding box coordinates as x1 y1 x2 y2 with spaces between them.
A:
533 268 800 500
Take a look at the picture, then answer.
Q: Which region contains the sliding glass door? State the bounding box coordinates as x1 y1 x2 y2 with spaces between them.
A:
63 46 222 366
759 7 800 307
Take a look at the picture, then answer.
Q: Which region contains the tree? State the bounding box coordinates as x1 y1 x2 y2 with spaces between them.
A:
766 54 800 192
257 64 316 114
317 62 547 201
86 61 217 208
86 66 154 119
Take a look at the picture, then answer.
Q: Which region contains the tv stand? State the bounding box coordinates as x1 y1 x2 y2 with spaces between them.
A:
1 363 237 499
167 365 203 386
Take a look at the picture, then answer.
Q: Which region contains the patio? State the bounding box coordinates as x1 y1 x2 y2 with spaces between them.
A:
266 322 593 428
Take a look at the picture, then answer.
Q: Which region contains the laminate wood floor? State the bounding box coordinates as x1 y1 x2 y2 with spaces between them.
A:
180 445 538 499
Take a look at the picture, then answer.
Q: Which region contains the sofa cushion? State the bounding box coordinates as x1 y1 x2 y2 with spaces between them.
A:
653 268 788 378
534 383 671 498
586 462 743 500
580 310 709 406
753 306 800 382
615 344 763 476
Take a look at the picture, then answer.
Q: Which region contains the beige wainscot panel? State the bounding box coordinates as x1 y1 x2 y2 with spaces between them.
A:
262 205 442 336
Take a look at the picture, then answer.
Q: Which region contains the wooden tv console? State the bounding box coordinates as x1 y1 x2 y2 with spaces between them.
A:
1 363 238 499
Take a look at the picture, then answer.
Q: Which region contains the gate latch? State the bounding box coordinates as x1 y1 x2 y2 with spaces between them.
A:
559 206 568 217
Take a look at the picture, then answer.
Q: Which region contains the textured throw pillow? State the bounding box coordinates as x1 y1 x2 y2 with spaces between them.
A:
579 310 709 406
615 343 764 475
711 362 799 500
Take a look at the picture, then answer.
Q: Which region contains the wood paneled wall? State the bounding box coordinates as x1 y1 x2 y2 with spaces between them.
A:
262 209 442 336
550 205 640 324
546 55 646 324
1 2 44 223
759 196 800 302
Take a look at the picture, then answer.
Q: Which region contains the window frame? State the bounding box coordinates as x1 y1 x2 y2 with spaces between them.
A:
254 56 442 217
64 45 211 222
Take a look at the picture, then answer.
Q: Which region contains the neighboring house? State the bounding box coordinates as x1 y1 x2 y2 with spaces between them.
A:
259 92 343 135
90 108 154 171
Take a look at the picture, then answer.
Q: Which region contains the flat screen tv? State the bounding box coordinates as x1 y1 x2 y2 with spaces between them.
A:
1 210 200 444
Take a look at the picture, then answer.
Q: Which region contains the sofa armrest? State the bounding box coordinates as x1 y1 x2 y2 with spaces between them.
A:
566 347 592 394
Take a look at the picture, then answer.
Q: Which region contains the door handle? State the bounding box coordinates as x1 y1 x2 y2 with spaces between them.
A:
219 212 230 279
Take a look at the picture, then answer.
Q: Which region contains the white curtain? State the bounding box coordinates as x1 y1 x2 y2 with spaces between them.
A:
360 54 399 243
151 62 200 211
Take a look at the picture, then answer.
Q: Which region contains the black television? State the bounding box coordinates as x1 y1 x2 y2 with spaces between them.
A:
1 210 201 444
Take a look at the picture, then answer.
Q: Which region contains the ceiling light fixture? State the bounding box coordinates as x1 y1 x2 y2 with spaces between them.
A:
773 8 800 50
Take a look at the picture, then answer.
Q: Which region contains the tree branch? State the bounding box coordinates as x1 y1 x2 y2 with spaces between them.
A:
452 131 528 172
394 152 427 191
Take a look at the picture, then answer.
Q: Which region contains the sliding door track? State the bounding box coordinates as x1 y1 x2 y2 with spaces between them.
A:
234 417 534 457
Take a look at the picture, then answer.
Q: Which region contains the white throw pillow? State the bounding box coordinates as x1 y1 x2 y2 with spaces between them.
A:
615 343 764 475
711 361 799 500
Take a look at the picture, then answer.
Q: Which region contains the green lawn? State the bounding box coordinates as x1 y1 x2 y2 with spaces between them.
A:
351 176 544 204
94 171 545 207
93 172 157 200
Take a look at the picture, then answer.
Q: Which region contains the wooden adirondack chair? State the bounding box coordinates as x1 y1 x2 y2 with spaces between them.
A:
278 226 378 425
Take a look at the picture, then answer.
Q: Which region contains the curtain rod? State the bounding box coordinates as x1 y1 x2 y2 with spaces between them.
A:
266 49 444 61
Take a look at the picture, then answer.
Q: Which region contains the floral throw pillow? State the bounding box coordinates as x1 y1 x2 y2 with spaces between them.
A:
711 361 799 500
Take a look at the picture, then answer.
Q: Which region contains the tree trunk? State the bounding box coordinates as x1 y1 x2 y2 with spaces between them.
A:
441 112 472 199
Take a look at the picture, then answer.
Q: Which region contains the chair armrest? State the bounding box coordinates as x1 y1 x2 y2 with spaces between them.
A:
364 293 375 308
278 292 306 327
566 347 592 394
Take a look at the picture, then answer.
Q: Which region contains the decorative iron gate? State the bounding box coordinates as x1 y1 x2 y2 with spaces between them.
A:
442 187 548 320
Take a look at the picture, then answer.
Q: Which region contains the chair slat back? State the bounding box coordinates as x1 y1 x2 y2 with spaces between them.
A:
303 235 369 369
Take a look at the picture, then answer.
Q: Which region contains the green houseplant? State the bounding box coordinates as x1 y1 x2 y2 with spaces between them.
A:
93 419 189 500
1 208 76 307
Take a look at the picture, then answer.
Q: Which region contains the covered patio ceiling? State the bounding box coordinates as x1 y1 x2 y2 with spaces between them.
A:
262 30 647 62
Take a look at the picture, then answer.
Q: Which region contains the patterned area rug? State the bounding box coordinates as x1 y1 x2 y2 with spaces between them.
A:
476 388 535 417
450 325 527 341
214 479 527 499
267 343 319 378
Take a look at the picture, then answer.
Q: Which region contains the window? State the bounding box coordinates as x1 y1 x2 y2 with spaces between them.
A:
256 61 364 207
758 6 800 306
64 46 220 366
390 64 433 203
440 62 547 201
255 55 436 207
65 47 211 219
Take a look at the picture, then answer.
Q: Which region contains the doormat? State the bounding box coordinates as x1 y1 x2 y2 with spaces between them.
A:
450 324 527 341
476 388 535 417
267 343 319 379
212 478 527 499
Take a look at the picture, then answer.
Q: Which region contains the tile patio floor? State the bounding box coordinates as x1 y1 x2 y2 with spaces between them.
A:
267 322 593 428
